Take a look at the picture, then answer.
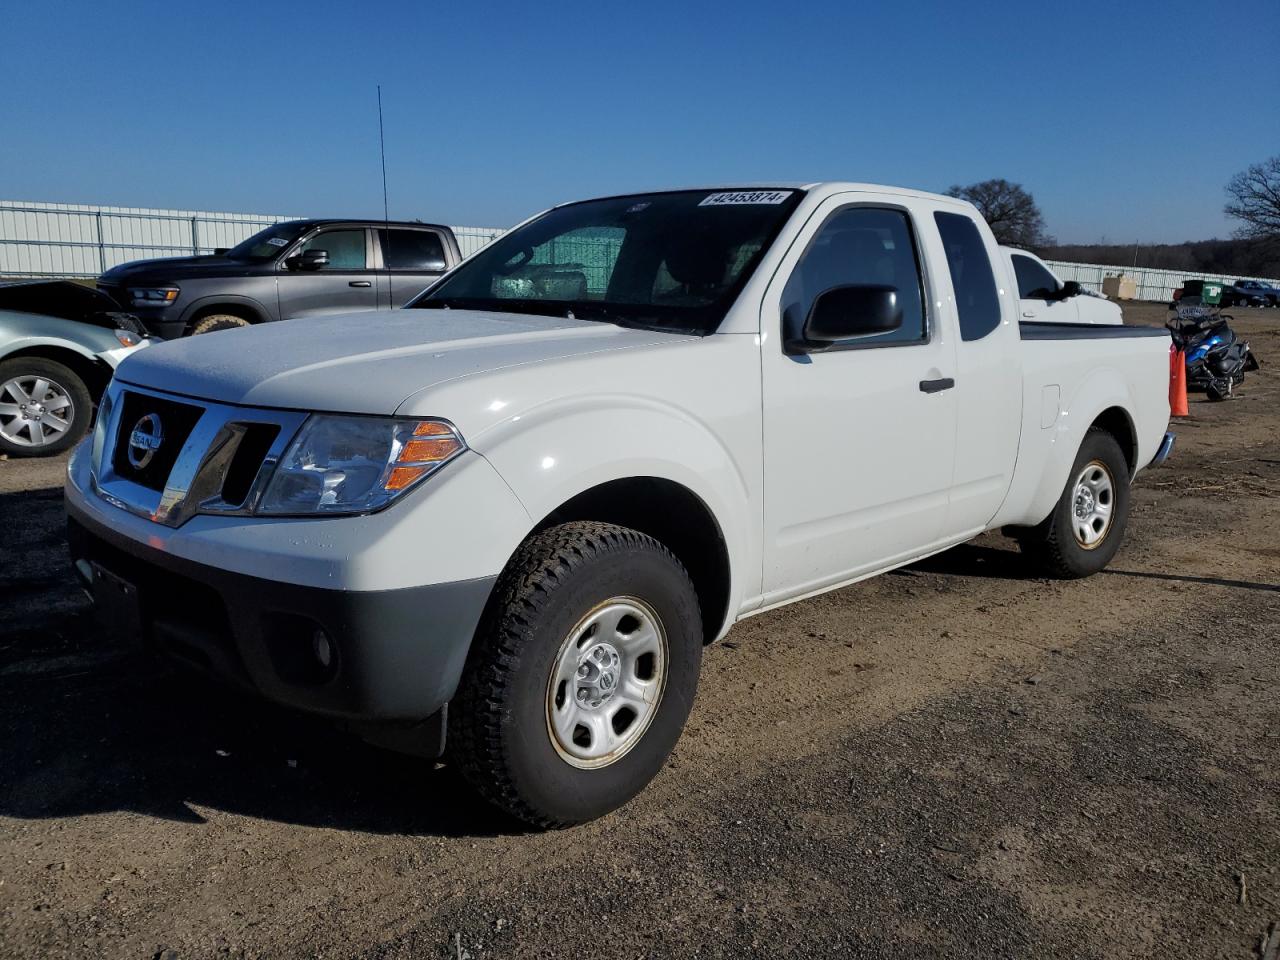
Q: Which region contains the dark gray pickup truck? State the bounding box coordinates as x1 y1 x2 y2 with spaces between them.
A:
97 219 461 338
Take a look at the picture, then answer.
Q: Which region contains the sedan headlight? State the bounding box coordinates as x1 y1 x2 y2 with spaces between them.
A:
128 286 179 307
258 415 465 516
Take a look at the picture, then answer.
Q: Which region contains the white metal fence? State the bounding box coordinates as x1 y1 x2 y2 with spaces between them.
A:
2 198 1276 304
1044 260 1280 303
0 200 503 277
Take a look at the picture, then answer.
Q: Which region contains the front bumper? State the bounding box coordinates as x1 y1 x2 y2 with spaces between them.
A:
67 509 495 724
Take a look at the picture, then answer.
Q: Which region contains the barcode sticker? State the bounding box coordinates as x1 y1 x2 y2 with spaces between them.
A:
699 190 792 207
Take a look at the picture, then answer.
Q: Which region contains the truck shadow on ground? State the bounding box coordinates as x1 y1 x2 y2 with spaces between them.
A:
0 640 532 836
0 635 534 836
0 482 529 837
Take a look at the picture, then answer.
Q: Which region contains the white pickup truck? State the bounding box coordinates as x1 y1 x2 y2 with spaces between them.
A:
66 183 1174 827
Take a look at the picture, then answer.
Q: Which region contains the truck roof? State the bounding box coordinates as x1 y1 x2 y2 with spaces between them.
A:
558 182 975 209
279 218 454 232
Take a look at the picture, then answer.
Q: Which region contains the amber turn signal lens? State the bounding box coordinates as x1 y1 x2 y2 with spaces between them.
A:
400 437 461 463
385 465 429 490
412 421 454 437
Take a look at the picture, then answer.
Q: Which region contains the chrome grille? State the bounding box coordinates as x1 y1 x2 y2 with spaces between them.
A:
91 381 308 527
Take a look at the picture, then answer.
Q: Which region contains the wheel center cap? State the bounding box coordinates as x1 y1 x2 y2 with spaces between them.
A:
1075 488 1095 518
575 642 622 710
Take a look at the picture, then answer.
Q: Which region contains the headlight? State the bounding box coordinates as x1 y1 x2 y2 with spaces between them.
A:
114 329 144 348
257 416 465 516
128 287 179 307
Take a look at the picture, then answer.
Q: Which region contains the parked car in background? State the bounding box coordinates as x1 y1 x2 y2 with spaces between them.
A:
1224 280 1279 308
1003 247 1122 324
69 183 1173 827
0 281 149 456
96 220 462 337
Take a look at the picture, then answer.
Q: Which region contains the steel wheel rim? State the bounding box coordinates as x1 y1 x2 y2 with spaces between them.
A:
1071 459 1115 549
0 376 75 447
546 597 668 770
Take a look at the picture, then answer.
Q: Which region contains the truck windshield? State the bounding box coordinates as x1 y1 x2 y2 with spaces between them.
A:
411 189 804 334
225 222 311 261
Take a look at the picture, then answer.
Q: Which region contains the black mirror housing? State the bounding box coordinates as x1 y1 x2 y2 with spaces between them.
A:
1060 280 1082 299
799 284 903 350
287 249 330 271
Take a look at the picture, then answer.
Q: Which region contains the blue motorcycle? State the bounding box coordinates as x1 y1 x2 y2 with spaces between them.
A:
1167 300 1260 401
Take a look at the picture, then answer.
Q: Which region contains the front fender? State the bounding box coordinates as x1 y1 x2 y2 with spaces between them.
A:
471 395 757 623
178 293 273 326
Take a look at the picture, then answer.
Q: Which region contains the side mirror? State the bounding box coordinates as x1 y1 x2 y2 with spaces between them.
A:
286 249 329 271
212 247 229 256
794 284 902 352
1060 280 1082 299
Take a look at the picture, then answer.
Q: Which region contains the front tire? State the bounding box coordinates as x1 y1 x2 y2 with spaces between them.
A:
190 313 251 335
0 357 92 457
1017 429 1131 579
449 521 703 828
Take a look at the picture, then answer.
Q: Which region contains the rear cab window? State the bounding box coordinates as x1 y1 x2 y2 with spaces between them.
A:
934 212 1001 341
378 229 448 272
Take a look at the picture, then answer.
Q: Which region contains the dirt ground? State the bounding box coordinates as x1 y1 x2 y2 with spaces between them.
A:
1 304 1278 959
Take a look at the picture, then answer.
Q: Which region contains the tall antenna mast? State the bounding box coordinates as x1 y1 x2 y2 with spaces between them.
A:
377 85 390 224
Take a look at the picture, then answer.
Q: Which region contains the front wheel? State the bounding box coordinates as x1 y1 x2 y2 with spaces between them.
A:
0 357 93 457
449 521 703 828
1017 429 1131 578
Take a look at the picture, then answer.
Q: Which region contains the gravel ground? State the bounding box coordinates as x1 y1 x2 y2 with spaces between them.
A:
1 304 1278 959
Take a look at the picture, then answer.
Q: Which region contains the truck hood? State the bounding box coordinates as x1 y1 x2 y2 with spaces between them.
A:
99 254 260 283
113 309 686 413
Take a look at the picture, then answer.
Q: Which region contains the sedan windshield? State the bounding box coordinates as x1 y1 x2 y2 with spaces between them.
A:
411 189 804 334
225 222 312 261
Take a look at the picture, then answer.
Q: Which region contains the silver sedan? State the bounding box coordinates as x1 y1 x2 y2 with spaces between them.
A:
0 307 149 457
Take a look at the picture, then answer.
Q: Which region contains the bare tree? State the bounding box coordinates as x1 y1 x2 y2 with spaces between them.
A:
1225 155 1280 241
946 179 1053 248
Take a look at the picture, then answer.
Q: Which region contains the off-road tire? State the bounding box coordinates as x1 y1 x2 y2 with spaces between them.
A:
0 357 93 457
1017 428 1131 579
448 521 703 828
190 313 251 335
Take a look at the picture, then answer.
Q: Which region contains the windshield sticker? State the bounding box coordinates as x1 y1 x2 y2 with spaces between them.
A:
699 190 792 207
626 202 651 213
266 237 289 246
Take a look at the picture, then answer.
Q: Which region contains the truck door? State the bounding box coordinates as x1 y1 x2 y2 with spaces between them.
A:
1010 251 1079 325
375 227 452 308
760 196 958 606
276 227 379 319
933 212 1023 536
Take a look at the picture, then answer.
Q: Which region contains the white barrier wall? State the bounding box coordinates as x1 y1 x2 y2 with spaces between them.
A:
0 200 503 277
2 199 1276 302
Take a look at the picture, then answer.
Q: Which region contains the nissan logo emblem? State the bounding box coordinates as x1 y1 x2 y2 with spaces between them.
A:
127 413 164 469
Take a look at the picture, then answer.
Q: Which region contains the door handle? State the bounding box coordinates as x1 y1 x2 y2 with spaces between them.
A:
1021 310 1036 318
919 378 955 394
349 280 372 288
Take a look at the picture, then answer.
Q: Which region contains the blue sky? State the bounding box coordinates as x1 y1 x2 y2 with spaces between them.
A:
2 0 1277 242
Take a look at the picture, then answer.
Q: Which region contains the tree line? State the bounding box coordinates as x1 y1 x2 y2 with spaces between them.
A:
947 156 1280 278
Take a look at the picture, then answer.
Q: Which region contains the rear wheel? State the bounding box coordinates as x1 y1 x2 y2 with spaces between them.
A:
1017 429 1131 578
190 313 251 335
449 521 703 828
0 357 92 457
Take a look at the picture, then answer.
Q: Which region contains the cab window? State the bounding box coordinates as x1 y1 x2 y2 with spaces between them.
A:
1012 254 1060 300
934 212 1001 341
298 230 367 270
782 206 927 347
378 229 447 272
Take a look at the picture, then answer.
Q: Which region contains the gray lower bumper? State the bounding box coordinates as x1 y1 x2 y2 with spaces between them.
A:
67 505 495 724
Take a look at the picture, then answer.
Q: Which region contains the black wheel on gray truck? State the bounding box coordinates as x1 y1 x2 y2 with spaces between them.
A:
191 313 251 335
0 357 92 457
1015 428 1131 579
449 521 703 828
